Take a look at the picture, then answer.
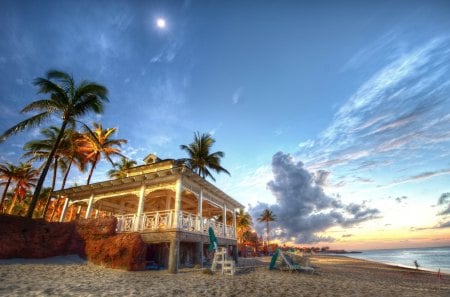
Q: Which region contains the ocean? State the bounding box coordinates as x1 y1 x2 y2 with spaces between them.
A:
345 246 450 274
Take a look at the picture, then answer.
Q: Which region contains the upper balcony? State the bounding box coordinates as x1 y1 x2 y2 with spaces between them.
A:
115 209 235 239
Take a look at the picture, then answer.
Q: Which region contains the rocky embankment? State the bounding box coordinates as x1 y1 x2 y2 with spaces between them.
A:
0 215 146 271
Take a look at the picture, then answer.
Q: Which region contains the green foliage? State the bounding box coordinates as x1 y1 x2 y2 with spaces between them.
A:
180 132 230 182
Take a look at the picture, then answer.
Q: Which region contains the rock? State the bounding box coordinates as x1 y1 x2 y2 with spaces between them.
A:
85 233 146 271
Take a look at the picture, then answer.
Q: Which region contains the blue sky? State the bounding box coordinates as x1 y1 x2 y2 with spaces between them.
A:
1 0 449 249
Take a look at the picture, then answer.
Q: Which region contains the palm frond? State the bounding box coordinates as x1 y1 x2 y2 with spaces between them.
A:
46 70 74 88
75 81 108 101
33 77 67 100
20 99 57 113
74 95 107 116
0 112 51 142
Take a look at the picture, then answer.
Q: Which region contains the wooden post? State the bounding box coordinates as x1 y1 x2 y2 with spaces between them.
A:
135 184 145 231
85 193 94 219
59 197 69 222
197 188 203 232
173 176 182 229
222 204 227 236
168 238 179 273
233 208 237 239
196 241 204 267
232 245 238 263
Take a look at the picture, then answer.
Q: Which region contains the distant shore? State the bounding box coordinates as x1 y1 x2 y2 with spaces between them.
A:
0 254 449 296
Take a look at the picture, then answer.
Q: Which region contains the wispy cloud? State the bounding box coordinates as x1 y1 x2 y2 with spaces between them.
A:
385 168 450 188
296 36 450 189
150 41 180 64
231 87 243 105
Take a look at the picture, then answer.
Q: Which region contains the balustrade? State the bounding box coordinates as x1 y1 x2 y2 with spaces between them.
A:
114 210 235 239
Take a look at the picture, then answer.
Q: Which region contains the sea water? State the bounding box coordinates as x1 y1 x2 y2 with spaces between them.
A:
346 246 450 274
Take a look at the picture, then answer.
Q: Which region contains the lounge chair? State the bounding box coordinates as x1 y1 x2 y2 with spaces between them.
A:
278 251 315 274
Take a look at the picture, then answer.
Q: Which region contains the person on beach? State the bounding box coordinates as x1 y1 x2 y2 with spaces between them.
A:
414 260 419 270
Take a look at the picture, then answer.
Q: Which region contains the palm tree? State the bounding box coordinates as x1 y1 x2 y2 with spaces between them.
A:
48 129 87 222
257 208 277 252
23 126 68 218
0 70 108 218
180 132 230 181
7 163 39 214
236 209 253 256
236 209 253 244
108 157 137 179
55 129 86 190
0 162 18 212
77 122 127 184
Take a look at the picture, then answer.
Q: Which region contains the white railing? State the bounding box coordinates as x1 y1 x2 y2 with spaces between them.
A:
115 210 236 239
116 214 136 232
143 210 174 231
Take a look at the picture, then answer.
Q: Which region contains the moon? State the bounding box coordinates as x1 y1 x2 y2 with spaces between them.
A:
156 18 166 29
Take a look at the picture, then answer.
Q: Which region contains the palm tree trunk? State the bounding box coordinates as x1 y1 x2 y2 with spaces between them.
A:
86 157 98 185
49 159 72 221
266 221 270 251
0 178 12 213
60 158 73 190
26 120 68 218
42 157 58 219
8 191 18 214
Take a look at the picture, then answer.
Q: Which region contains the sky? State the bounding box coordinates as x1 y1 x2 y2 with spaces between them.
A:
0 0 449 250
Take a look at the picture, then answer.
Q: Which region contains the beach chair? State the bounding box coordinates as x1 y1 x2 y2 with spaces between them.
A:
278 251 315 274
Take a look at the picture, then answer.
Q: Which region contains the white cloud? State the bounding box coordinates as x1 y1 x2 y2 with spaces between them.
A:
231 87 243 104
299 37 450 179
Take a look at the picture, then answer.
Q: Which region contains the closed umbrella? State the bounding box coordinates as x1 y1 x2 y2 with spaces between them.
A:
208 227 218 252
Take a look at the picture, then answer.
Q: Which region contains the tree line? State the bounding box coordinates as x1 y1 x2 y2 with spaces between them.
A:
0 70 229 219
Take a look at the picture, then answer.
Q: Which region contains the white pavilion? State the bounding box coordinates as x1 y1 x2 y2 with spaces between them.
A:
54 154 244 273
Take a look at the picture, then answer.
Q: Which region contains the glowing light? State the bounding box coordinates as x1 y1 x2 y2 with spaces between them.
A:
156 18 166 29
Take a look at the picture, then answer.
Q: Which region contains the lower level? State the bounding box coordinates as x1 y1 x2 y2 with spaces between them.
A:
141 230 238 273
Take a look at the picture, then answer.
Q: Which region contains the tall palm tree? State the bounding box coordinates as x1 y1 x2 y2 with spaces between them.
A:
23 126 68 218
77 122 127 184
108 157 137 179
180 132 230 181
257 208 277 251
0 70 108 218
0 162 18 212
7 163 39 214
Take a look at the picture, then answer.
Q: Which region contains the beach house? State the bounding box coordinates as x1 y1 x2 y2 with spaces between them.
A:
54 154 244 273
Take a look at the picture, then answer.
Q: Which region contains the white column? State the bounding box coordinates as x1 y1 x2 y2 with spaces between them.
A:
135 184 145 231
197 188 203 232
173 176 182 229
223 204 227 236
85 193 95 219
233 208 237 239
59 197 70 222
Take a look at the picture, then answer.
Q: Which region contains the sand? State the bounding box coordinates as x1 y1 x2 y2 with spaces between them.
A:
0 255 449 297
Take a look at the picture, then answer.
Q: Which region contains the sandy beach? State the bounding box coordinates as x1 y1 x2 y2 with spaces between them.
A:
0 255 448 297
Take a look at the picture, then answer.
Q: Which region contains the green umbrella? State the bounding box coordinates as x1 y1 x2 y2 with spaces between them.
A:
208 227 218 252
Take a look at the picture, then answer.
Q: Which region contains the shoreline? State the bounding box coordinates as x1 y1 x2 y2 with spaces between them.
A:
1 254 449 296
322 253 450 276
